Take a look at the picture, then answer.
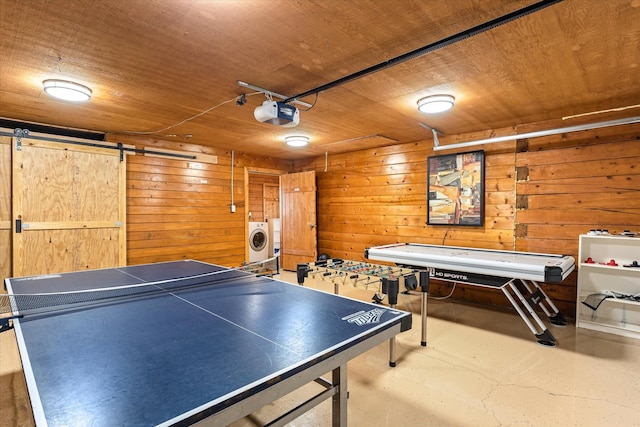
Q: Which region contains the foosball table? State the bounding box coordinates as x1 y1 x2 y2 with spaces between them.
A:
296 258 423 303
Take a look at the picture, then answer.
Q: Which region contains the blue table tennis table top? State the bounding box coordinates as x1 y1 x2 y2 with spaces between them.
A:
6 260 411 426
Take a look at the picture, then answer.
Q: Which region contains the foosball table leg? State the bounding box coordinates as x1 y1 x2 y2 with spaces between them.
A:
420 271 430 347
386 278 400 367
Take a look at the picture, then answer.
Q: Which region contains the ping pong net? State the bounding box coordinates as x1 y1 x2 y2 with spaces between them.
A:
0 267 252 332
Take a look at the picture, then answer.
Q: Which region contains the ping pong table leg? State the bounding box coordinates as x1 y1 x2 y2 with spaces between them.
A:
332 365 348 426
389 335 397 367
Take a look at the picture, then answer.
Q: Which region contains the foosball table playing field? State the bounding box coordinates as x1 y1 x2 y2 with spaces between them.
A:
296 258 424 303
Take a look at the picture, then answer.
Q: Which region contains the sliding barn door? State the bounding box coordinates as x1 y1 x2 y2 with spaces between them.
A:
280 171 317 271
12 136 126 277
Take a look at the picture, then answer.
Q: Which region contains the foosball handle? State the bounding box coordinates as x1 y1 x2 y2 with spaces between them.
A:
403 273 418 291
315 259 328 267
296 263 311 285
386 278 399 306
419 270 430 293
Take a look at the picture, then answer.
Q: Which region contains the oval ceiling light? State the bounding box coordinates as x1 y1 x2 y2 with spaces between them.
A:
43 79 92 102
285 135 309 147
417 94 455 114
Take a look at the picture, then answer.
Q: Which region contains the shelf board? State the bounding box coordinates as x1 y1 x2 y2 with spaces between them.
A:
577 317 640 338
580 234 639 240
580 263 640 272
579 294 640 307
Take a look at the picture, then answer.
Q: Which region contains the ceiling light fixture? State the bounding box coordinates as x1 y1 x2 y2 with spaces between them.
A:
285 136 309 147
417 94 455 114
43 79 92 102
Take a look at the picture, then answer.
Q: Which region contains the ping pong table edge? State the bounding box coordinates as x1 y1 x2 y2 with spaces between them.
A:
173 321 407 427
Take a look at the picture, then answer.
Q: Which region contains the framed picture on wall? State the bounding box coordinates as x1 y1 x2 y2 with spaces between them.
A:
427 150 485 226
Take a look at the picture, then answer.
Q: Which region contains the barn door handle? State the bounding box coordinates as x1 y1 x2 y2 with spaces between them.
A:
16 218 22 233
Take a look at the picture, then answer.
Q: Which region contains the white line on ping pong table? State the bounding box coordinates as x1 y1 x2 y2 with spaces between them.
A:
166 288 304 358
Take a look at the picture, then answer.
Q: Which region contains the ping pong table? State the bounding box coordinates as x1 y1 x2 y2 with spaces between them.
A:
2 260 411 426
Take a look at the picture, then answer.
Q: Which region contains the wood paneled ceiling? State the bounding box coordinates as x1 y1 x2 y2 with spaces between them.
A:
1 0 638 159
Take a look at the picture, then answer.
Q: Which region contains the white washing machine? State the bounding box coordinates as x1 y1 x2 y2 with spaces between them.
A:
249 222 269 262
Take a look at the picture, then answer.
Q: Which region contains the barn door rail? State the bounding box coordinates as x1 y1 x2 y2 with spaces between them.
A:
2 128 196 161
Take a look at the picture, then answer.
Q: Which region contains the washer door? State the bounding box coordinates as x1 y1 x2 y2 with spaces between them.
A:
249 228 267 251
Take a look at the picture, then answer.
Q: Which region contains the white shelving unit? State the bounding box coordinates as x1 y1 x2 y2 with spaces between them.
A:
576 234 640 339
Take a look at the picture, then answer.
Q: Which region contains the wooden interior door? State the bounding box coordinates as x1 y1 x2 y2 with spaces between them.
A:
280 171 317 271
12 136 126 277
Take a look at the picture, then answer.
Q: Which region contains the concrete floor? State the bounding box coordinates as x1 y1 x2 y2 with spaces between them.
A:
2 269 639 426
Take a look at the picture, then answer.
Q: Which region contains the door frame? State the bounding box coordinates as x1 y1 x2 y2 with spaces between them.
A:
243 166 287 262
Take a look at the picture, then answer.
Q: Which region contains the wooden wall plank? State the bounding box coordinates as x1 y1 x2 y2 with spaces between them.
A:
0 137 10 282
517 175 640 194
